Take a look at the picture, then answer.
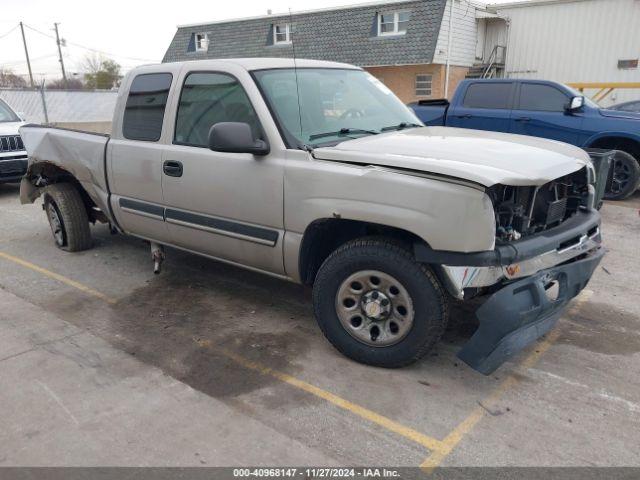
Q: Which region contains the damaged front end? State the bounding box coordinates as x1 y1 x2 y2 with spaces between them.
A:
489 167 595 243
457 248 603 374
416 165 604 374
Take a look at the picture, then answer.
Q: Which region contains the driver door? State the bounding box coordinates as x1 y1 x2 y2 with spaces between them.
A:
510 82 584 144
161 69 285 275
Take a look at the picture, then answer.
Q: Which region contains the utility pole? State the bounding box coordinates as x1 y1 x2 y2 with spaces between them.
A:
53 23 67 87
19 22 35 88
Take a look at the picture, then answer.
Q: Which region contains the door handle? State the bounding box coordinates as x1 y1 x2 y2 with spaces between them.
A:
455 114 473 119
515 117 531 122
163 160 183 177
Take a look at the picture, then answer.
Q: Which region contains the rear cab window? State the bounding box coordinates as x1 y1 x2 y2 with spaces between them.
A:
122 73 173 141
462 83 512 110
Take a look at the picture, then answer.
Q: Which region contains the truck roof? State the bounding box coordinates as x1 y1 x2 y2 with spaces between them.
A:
159 57 361 71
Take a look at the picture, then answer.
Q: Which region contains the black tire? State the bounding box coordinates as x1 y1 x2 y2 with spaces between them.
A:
604 150 640 201
43 183 92 252
312 238 449 368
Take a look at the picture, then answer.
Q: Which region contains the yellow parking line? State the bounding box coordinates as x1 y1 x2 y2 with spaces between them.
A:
420 289 594 471
0 251 117 304
0 249 444 453
195 339 445 452
2 248 594 463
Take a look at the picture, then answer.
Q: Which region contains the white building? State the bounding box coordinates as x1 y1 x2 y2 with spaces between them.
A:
163 0 638 105
478 0 640 106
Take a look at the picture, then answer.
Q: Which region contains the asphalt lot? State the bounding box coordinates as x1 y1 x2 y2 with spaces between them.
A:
1 182 639 468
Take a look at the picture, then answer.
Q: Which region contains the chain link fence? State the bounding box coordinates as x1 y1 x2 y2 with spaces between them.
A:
0 86 117 133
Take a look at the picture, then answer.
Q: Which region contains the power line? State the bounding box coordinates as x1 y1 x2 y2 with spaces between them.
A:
23 23 156 63
0 53 58 67
0 24 19 40
23 23 55 40
64 39 157 62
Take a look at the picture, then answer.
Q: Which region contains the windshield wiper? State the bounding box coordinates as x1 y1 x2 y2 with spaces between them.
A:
380 122 422 132
309 127 379 141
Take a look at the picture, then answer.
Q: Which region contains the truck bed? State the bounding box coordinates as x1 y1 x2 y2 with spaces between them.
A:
409 99 449 126
18 125 112 219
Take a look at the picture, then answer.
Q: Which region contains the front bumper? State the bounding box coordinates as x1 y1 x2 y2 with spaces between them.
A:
457 246 604 374
414 208 604 374
415 209 602 299
441 226 601 297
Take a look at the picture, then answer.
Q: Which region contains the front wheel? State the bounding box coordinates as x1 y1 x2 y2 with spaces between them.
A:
312 238 449 368
43 183 92 252
604 151 640 201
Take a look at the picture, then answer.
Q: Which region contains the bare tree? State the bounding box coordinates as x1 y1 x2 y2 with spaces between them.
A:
82 53 121 90
82 53 103 75
0 68 28 88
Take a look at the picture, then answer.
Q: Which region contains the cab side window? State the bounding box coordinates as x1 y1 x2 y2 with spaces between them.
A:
174 72 261 147
122 73 172 141
462 83 512 110
518 84 569 112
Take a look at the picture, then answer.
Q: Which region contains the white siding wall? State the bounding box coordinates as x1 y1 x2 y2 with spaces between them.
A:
433 0 479 67
497 0 640 105
483 18 508 63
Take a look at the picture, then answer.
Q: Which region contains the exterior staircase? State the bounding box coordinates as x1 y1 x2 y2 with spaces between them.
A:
466 45 506 79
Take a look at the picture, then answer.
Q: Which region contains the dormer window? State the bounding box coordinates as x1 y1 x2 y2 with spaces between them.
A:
274 23 291 44
378 11 410 36
195 33 209 52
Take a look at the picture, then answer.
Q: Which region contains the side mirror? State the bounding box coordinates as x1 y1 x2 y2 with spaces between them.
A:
566 96 584 112
208 122 269 156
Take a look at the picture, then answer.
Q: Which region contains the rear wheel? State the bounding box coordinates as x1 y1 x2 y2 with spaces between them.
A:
312 238 448 368
43 183 92 252
604 150 640 201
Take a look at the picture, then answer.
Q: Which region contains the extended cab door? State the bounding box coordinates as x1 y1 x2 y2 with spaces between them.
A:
160 67 285 275
447 81 515 132
509 81 584 144
107 70 177 244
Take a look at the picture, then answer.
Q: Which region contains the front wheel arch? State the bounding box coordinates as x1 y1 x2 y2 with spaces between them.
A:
297 218 428 286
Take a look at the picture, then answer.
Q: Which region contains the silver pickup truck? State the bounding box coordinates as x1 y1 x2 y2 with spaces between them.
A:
19 58 604 374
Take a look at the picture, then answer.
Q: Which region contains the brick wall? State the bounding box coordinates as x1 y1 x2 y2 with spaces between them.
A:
365 64 469 103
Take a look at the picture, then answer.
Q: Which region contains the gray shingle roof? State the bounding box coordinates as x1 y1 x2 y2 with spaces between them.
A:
162 0 447 66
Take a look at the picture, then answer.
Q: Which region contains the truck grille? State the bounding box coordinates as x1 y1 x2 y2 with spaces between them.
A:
490 167 590 241
0 135 25 153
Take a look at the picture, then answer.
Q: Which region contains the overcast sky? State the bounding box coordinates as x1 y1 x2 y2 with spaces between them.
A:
1 0 517 82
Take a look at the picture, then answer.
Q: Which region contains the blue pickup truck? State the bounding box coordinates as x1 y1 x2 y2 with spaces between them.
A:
410 79 640 200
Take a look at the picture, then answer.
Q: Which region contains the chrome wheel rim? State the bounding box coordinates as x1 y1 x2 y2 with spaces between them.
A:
46 202 64 246
335 270 414 347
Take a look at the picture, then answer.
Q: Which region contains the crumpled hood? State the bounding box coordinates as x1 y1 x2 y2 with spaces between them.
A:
312 126 591 187
0 121 26 136
599 109 640 120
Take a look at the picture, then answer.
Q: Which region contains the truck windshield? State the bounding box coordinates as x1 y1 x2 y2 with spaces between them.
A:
253 68 422 148
0 99 20 123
